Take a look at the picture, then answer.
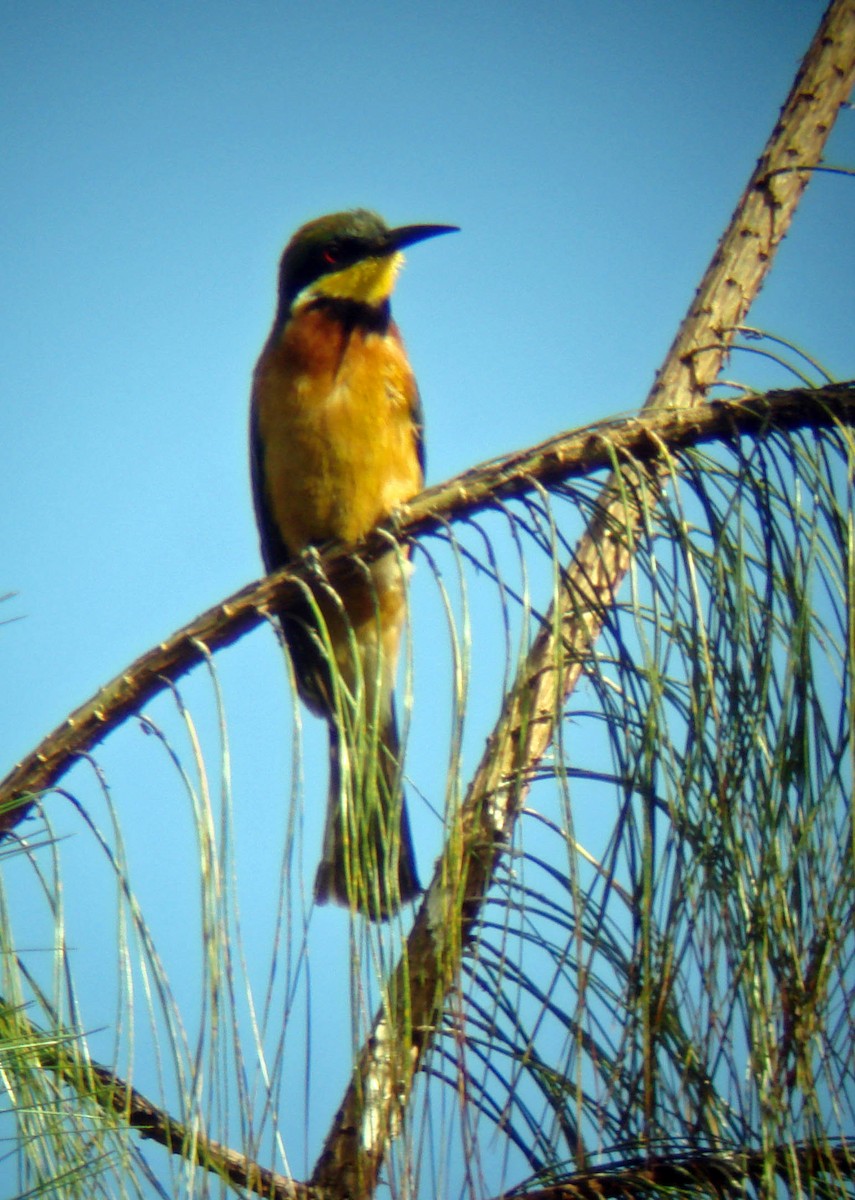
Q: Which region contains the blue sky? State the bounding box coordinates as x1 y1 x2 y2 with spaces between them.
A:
3 2 852 761
2 2 853 1195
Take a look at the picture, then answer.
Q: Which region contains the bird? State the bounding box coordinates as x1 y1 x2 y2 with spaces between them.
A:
250 209 458 919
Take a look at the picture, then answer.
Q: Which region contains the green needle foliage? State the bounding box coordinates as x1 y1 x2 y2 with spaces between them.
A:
1 391 854 1200
1 2 854 1190
429 415 854 1196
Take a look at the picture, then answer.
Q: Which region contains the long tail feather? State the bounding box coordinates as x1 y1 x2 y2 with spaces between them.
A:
314 711 420 920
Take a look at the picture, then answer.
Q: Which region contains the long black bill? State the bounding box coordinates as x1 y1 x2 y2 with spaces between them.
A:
386 223 460 252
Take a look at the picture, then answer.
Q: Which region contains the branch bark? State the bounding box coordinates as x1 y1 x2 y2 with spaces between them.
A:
498 1141 855 1200
0 1001 310 1200
4 382 853 1197
1 381 853 836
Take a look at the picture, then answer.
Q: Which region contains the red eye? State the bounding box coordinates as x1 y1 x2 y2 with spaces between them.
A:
323 248 339 265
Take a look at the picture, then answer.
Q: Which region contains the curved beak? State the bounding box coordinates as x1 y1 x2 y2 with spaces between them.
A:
385 223 460 253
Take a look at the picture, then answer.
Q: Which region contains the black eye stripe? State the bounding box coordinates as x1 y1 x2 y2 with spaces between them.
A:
321 237 374 271
280 222 388 308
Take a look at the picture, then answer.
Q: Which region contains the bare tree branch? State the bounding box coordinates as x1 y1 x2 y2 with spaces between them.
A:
499 1141 855 1200
1 381 853 836
1 1000 310 1200
5 379 853 1196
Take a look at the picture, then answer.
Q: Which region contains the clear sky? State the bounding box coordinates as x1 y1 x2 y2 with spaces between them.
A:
2 2 853 1196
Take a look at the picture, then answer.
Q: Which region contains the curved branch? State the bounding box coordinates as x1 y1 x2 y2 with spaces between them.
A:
1 1000 310 1200
500 1141 855 1200
0 382 852 835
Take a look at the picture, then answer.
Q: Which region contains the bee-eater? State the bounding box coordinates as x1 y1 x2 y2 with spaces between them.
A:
250 209 457 919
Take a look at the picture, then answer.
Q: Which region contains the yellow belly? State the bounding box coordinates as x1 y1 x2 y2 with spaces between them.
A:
253 310 423 553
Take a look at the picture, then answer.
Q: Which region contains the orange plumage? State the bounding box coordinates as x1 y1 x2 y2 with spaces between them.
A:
250 210 456 918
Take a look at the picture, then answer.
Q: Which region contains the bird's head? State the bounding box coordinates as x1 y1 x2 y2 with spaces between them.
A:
277 209 458 314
